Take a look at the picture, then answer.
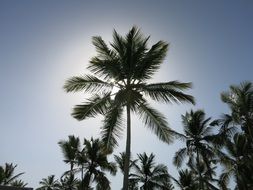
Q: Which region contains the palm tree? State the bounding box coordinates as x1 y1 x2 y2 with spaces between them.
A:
173 110 217 189
10 179 28 187
63 26 194 190
58 135 81 173
79 138 117 190
0 163 25 185
170 169 197 190
59 173 79 190
217 133 253 189
130 152 172 190
114 152 138 190
37 175 60 190
219 81 253 141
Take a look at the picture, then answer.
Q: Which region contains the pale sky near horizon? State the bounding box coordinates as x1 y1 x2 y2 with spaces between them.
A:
0 0 252 189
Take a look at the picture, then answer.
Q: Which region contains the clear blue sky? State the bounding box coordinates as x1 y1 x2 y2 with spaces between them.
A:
0 0 252 189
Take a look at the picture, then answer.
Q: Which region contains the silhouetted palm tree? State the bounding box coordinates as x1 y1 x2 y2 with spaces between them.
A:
130 152 172 190
114 152 138 190
58 135 81 173
173 110 216 189
10 179 28 187
217 133 253 189
63 26 194 190
220 81 253 141
59 173 79 190
80 138 117 190
170 169 197 190
37 175 60 190
0 163 25 186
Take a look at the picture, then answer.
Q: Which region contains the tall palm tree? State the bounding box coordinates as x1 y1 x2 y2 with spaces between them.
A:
80 138 117 190
37 175 60 190
0 163 25 185
173 110 217 189
63 26 194 190
58 135 81 173
130 152 172 190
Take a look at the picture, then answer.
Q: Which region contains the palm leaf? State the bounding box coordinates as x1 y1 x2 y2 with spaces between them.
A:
100 104 124 150
134 41 169 80
137 102 173 143
173 147 187 168
72 93 111 120
141 81 195 104
63 74 112 93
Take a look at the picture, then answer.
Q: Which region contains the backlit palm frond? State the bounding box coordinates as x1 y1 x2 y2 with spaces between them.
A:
94 170 111 190
135 41 169 81
63 74 112 93
141 81 194 104
88 57 122 80
72 93 111 121
137 102 174 144
100 104 124 150
92 36 116 60
111 29 126 58
173 147 187 168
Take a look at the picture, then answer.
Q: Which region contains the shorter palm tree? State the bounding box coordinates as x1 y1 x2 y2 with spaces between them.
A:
217 133 253 189
78 138 117 190
220 81 253 141
130 152 172 190
37 175 60 190
173 110 216 189
114 152 138 190
58 135 81 173
10 179 28 187
0 163 25 186
59 173 79 190
170 169 197 190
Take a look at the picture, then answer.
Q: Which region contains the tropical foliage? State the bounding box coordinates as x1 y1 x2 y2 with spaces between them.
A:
0 163 27 187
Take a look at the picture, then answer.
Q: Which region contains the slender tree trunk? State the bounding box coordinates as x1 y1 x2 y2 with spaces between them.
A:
196 149 203 190
123 104 131 190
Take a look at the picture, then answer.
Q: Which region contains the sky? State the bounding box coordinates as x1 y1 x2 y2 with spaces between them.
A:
0 0 252 189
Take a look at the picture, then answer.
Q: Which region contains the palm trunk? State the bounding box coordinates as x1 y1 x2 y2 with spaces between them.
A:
123 104 131 190
196 149 203 190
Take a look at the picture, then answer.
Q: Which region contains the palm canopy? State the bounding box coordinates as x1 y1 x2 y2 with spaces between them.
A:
64 26 194 150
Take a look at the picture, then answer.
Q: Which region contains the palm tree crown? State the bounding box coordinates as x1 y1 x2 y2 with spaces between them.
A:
64 26 194 190
130 152 172 190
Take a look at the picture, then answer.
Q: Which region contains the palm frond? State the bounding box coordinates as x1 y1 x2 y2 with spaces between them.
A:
134 41 169 80
63 74 112 93
100 104 124 150
92 36 116 60
72 93 111 121
88 57 122 80
140 81 195 104
137 102 174 144
173 148 187 168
